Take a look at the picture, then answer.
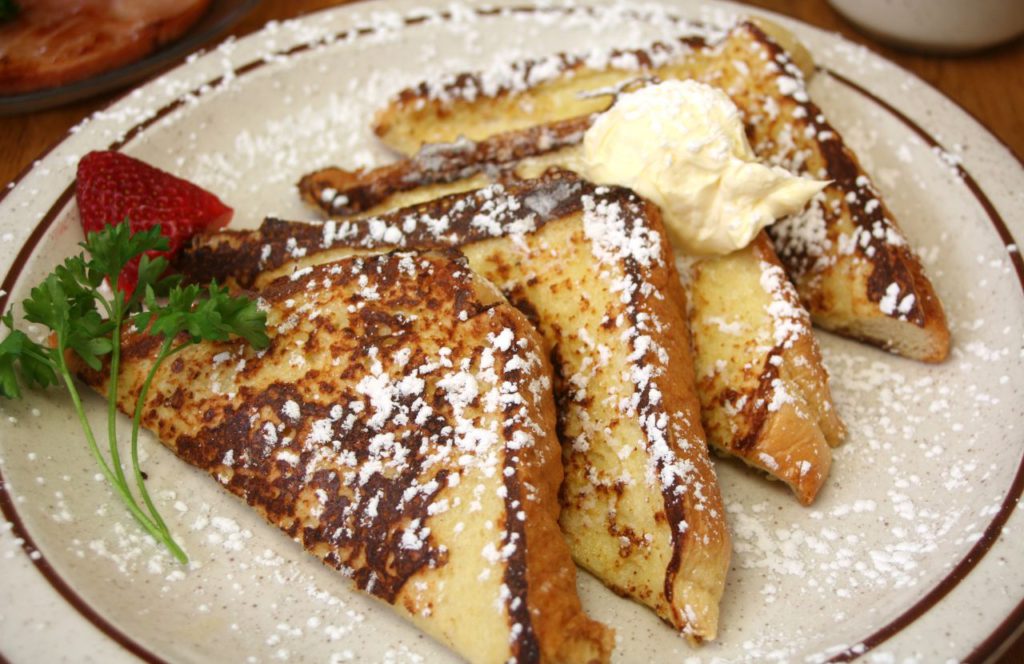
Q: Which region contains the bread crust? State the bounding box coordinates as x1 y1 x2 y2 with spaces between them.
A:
178 175 733 642
686 234 844 505
368 20 950 363
76 251 612 664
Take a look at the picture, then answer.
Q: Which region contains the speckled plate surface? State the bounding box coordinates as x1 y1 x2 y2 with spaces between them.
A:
1 1 1022 662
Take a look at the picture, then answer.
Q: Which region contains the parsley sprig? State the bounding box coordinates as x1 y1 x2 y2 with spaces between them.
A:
0 221 268 564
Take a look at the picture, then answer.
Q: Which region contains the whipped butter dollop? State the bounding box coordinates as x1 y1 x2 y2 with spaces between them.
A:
581 79 827 255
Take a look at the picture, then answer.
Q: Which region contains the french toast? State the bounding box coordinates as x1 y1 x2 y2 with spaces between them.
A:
683 233 844 505
300 137 845 505
177 173 732 642
75 251 613 664
370 20 950 363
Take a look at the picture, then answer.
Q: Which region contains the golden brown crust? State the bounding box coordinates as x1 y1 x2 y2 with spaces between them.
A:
300 116 592 218
769 139 952 363
368 20 950 363
77 251 611 664
178 177 732 642
645 214 731 637
686 234 844 505
737 23 950 363
294 140 848 504
746 17 815 80
0 0 212 94
521 338 618 664
177 172 591 288
469 210 730 642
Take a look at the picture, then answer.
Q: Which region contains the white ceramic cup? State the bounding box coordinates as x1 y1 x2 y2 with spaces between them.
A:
828 0 1024 53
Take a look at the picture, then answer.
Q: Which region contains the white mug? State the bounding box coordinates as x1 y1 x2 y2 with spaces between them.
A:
828 0 1024 53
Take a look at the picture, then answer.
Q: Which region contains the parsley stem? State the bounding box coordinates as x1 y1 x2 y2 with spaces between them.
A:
58 362 116 483
55 356 161 538
105 305 130 493
111 307 188 564
129 335 188 565
0 223 224 567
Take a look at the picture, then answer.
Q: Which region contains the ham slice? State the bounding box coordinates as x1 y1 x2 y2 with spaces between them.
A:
0 0 212 94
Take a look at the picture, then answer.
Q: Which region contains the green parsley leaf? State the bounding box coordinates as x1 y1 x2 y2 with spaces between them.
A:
21 269 113 371
131 253 179 308
22 273 73 340
83 222 168 288
136 281 269 350
209 285 270 350
0 314 57 399
2 218 268 565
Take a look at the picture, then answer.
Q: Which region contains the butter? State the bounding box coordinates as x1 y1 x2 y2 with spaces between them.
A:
581 80 827 255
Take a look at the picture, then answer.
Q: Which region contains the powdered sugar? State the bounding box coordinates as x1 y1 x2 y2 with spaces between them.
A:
1 2 1021 663
582 192 664 270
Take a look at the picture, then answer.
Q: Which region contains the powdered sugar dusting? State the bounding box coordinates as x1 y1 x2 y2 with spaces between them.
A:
1 2 1022 663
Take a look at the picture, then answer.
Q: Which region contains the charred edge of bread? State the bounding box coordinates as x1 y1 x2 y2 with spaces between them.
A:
447 198 729 641
687 234 844 505
748 235 846 450
369 19 802 140
179 169 591 288
79 250 615 663
374 36 707 139
652 218 732 640
300 115 593 217
367 20 951 363
735 22 950 363
746 17 815 80
463 269 615 664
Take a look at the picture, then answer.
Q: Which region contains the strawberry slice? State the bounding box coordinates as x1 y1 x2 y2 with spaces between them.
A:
75 150 233 293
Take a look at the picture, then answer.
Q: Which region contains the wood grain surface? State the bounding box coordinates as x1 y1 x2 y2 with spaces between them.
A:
0 1 1021 662
0 0 1021 190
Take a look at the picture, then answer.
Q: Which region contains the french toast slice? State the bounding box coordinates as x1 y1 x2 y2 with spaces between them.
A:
299 115 592 218
371 20 950 363
683 233 844 505
76 251 613 664
300 142 845 504
177 174 732 642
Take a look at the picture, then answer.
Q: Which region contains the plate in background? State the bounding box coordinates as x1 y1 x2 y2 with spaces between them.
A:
0 0 259 115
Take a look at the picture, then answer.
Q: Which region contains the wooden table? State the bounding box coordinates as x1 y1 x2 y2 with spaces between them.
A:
1 1 1021 661
1 0 1021 187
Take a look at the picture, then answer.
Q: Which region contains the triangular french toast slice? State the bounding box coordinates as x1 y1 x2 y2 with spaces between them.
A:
177 174 732 642
683 233 844 505
76 251 613 664
370 20 950 363
300 140 845 505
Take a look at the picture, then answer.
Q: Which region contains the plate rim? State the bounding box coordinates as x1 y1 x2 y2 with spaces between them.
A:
0 1 1022 661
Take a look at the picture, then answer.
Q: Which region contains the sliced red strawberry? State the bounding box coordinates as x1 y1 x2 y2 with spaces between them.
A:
75 150 233 293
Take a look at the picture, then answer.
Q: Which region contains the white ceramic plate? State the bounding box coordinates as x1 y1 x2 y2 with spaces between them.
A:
1 1 1022 662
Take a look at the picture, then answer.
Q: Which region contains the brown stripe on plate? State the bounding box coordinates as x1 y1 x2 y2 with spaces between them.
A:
0 472 167 663
969 596 1024 663
0 5 1021 662
823 67 1024 662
